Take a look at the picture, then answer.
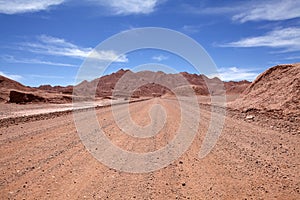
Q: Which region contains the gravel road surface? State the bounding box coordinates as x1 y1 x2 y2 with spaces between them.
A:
0 98 299 199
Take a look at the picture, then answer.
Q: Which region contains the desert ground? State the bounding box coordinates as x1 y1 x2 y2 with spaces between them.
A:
0 64 299 199
0 96 299 199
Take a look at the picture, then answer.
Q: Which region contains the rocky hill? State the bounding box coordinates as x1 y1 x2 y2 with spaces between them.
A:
72 69 250 98
0 75 34 102
1 69 251 104
0 75 72 104
37 85 73 94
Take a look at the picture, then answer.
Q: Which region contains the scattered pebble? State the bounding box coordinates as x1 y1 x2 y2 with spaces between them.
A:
246 115 254 120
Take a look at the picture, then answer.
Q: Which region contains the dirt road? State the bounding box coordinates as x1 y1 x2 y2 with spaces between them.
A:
0 98 299 199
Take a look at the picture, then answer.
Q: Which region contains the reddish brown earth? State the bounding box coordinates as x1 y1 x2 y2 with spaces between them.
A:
229 63 300 132
0 64 299 199
0 97 299 199
43 69 250 98
1 70 250 104
0 75 73 104
37 85 73 95
0 75 33 102
224 80 251 95
231 63 300 115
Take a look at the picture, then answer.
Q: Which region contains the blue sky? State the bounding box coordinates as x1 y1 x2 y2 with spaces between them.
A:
0 0 299 86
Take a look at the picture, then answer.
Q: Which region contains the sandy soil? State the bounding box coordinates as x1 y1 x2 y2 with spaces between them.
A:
0 98 299 199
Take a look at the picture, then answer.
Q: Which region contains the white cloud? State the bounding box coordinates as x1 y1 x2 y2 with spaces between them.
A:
208 67 259 81
0 0 65 14
232 0 300 23
0 0 163 15
20 35 128 62
0 71 22 81
152 55 168 62
92 0 160 15
3 55 77 67
221 27 300 52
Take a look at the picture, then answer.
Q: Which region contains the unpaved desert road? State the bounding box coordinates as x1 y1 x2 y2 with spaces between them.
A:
0 98 299 199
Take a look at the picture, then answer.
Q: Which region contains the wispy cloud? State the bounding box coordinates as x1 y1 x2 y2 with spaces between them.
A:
220 27 300 52
232 0 300 23
29 74 64 79
184 1 300 23
0 0 65 14
182 4 239 16
152 54 168 62
3 55 77 67
20 35 92 58
90 0 162 15
284 55 300 60
208 67 259 81
182 25 201 34
89 50 128 62
19 35 128 62
0 71 22 81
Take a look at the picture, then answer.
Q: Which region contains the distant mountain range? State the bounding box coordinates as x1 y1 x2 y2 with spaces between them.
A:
0 69 251 104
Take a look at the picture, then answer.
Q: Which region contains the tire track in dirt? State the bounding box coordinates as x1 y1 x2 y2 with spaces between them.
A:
161 97 300 199
0 98 299 199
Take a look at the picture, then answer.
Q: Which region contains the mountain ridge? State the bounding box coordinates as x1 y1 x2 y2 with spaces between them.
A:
0 69 251 103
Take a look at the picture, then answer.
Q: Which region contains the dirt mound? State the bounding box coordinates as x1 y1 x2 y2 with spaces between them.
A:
8 90 72 104
9 90 45 104
231 63 300 114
